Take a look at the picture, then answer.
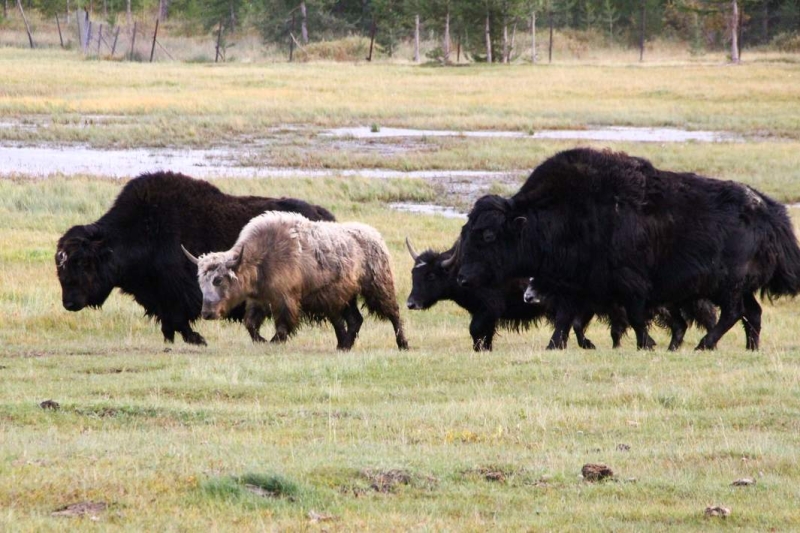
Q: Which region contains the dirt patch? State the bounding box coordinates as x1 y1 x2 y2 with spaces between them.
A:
51 501 107 518
362 469 413 493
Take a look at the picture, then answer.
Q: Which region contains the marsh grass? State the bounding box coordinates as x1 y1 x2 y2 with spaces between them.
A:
2 175 800 530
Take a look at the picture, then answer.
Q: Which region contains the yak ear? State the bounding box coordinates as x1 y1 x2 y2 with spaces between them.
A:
225 246 245 271
512 216 528 234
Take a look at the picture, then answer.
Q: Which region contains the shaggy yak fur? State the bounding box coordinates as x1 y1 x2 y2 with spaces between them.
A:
404 238 598 351
523 278 718 350
186 211 408 351
55 171 335 346
456 148 800 350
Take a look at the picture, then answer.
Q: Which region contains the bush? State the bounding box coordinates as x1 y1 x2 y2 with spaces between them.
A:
296 36 373 62
771 32 800 53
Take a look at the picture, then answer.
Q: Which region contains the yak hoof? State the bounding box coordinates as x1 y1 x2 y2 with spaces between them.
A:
183 332 207 346
251 335 268 344
695 338 716 351
579 339 597 350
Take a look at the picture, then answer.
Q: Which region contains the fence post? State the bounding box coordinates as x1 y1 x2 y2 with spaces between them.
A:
86 21 93 54
111 26 120 56
150 18 159 62
97 24 103 55
129 21 137 60
16 0 35 48
215 20 223 62
56 14 64 48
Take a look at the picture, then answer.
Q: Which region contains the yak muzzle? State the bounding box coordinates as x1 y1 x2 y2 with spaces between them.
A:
406 298 422 310
63 300 84 312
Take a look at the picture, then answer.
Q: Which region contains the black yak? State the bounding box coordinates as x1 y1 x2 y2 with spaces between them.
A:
456 148 800 350
55 171 335 345
404 238 597 351
184 211 408 351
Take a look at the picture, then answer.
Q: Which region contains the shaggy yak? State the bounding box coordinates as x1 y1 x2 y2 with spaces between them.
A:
183 211 408 351
523 278 718 350
456 148 800 350
404 238 598 351
55 171 335 346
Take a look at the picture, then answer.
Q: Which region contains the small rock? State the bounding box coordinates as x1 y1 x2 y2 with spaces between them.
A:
616 443 631 452
51 501 107 518
581 463 614 482
731 478 756 486
704 506 731 518
39 400 60 410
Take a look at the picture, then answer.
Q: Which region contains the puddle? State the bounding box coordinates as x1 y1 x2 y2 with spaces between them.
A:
0 144 513 180
389 202 466 219
325 126 744 143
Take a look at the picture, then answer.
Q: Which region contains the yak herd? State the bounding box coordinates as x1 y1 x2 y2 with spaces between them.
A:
55 148 800 351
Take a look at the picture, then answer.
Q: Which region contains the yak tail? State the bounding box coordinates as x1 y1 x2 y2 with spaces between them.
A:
763 208 800 299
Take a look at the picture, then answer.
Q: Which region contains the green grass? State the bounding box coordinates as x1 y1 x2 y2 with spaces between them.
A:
2 175 800 530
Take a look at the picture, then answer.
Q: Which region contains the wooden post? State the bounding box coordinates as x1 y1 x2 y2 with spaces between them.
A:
730 0 740 63
531 12 536 63
548 10 553 63
129 21 137 60
16 0 34 48
367 19 376 61
86 21 93 54
414 14 420 63
639 0 645 62
97 24 103 55
150 18 159 62
442 9 450 63
456 33 461 63
289 13 295 62
215 20 223 62
485 12 492 63
111 26 120 56
56 14 64 48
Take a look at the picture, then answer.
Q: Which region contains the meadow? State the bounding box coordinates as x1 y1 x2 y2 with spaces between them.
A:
1 48 800 530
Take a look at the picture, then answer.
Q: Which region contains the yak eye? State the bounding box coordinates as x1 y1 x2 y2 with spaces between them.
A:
212 276 223 287
482 229 496 243
426 272 437 281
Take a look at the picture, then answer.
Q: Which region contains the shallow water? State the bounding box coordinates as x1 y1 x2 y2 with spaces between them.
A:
389 202 467 219
325 126 744 143
0 144 513 180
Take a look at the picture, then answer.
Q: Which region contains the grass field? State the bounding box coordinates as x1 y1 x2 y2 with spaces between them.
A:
2 51 800 530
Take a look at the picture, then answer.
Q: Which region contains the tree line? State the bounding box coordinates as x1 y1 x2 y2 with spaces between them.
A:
5 0 800 60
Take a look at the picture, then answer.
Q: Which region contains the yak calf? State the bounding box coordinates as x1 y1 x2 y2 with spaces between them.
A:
184 211 408 351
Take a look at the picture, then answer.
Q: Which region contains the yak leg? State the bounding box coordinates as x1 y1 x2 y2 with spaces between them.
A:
623 299 653 351
362 287 408 350
742 292 762 351
664 305 688 352
162 315 206 346
178 326 207 346
696 294 744 351
161 322 176 343
270 300 300 344
329 315 351 351
245 303 270 343
342 298 363 348
469 312 498 352
571 310 596 350
547 303 574 350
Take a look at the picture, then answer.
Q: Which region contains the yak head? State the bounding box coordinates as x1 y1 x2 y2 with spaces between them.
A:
523 278 542 305
183 245 245 320
55 224 118 312
404 237 459 310
456 195 528 289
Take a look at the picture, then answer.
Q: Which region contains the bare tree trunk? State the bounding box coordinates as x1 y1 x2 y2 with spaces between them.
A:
158 0 168 20
762 2 768 42
229 0 236 32
510 21 517 61
502 19 508 63
531 11 536 63
730 0 740 63
443 8 451 64
485 12 492 63
639 0 645 62
126 0 132 28
66 0 69 21
300 1 308 43
4 0 8 20
414 14 420 62
103 0 107 18
548 10 553 63
16 0 34 48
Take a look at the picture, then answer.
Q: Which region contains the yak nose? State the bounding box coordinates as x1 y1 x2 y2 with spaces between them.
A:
63 300 80 311
457 274 470 287
201 311 216 320
407 299 421 310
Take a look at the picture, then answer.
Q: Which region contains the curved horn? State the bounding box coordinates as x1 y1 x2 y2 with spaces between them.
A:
181 245 199 265
440 238 460 269
405 237 420 261
225 246 245 270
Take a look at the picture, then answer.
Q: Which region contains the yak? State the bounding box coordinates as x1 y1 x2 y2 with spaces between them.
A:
183 211 408 351
404 238 597 351
523 278 717 350
456 148 800 350
55 171 335 346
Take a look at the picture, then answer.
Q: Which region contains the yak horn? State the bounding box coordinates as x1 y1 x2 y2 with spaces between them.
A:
225 246 244 270
440 238 460 269
405 237 419 261
181 245 199 265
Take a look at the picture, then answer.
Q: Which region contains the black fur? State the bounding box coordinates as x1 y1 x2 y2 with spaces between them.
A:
456 148 800 350
406 246 597 351
55 171 335 345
